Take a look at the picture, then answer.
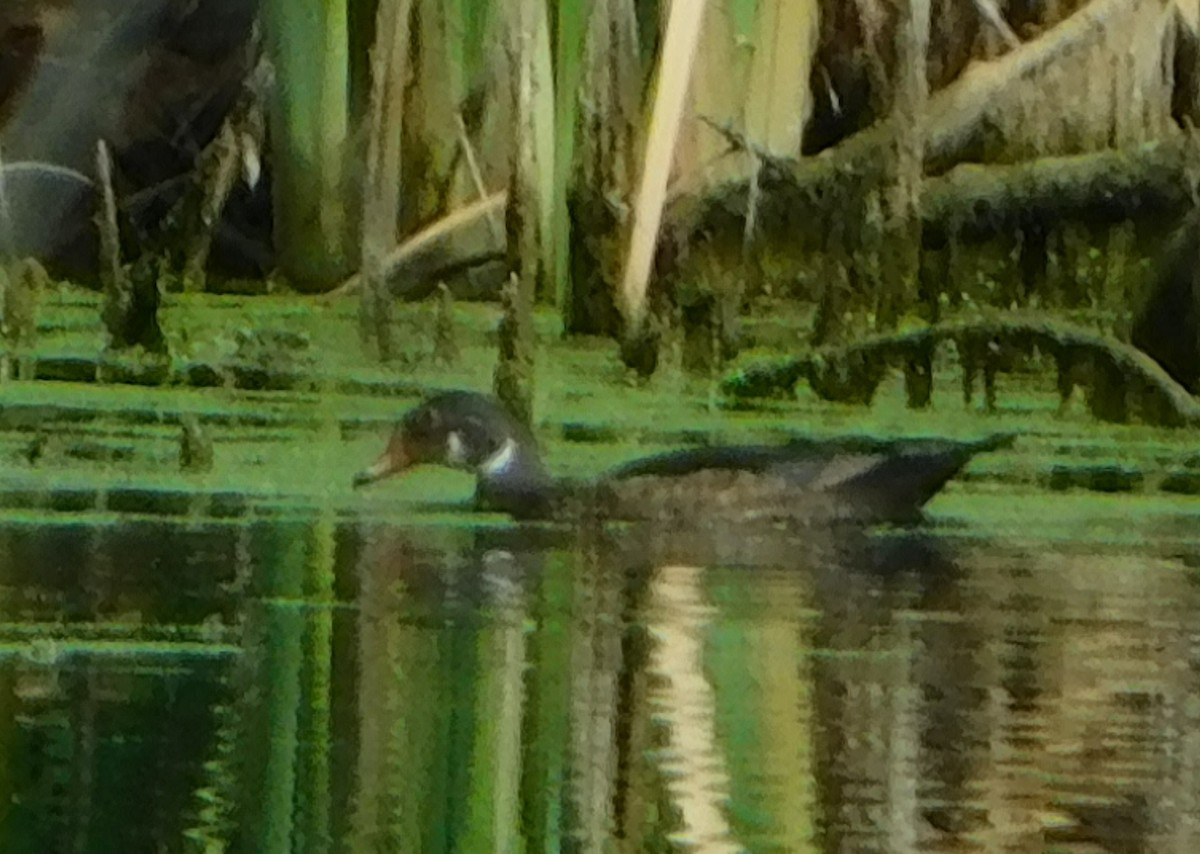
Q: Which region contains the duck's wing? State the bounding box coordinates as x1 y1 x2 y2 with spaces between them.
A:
604 444 803 479
777 437 1008 521
598 465 811 522
599 435 1011 524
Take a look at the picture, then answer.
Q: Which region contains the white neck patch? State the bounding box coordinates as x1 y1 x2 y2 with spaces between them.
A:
480 437 518 476
446 431 469 467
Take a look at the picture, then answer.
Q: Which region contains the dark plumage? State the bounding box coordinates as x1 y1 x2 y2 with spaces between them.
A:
353 390 1013 524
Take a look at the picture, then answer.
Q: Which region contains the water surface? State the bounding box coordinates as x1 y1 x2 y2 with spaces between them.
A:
1 491 1198 853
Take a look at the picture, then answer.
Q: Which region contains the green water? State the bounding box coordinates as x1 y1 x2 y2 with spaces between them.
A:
0 291 1197 851
0 495 1197 853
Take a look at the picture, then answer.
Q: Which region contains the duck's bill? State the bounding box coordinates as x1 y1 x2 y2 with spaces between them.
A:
352 446 410 487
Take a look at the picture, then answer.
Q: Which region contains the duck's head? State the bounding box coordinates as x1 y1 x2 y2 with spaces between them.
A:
352 391 542 488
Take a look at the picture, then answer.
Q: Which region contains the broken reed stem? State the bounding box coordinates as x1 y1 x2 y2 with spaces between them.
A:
493 0 540 426
359 0 415 361
493 272 533 426
0 145 13 258
184 119 242 293
457 113 504 243
96 141 122 301
95 139 131 352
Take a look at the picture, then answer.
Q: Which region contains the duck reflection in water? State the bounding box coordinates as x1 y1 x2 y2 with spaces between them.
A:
346 507 969 852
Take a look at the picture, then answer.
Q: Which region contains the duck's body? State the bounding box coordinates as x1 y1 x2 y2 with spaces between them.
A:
353 391 1011 524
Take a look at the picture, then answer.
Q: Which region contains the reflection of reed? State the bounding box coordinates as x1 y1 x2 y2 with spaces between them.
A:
752 627 818 848
298 512 336 853
67 525 108 851
348 528 413 851
232 526 308 852
1032 553 1199 849
68 669 97 853
568 531 626 850
518 546 573 852
941 549 1200 850
647 563 739 853
808 559 929 851
462 551 529 854
884 619 919 852
705 561 818 849
349 530 532 851
184 523 254 850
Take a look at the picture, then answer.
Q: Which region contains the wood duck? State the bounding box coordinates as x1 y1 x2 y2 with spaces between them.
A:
353 390 1013 524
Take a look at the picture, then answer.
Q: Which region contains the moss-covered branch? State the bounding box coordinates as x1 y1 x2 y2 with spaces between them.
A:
722 312 1200 427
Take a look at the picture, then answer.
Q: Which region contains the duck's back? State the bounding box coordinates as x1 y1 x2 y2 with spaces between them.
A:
596 436 1008 524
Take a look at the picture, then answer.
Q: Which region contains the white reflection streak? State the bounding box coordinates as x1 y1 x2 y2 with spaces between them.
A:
648 564 740 853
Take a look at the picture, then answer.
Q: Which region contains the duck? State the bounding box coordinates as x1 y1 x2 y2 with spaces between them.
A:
352 390 1013 524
